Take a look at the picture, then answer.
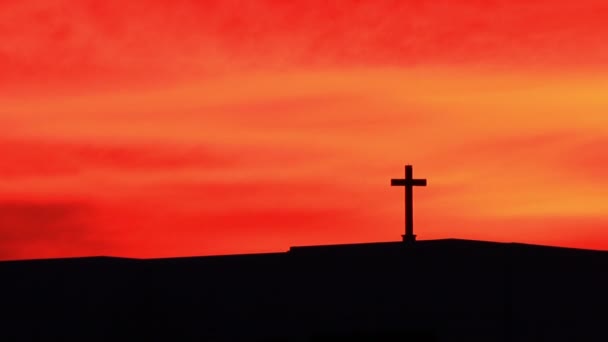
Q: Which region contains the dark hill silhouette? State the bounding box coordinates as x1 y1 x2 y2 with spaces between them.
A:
1 239 608 341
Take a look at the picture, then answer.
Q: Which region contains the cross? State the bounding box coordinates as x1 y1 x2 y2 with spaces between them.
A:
391 165 427 243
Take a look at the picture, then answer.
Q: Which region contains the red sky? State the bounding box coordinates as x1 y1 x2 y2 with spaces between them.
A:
1 0 608 260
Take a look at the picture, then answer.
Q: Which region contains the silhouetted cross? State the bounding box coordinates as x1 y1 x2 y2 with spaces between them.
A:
391 165 427 243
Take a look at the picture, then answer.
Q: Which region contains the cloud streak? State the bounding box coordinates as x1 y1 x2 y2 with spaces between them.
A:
0 200 103 259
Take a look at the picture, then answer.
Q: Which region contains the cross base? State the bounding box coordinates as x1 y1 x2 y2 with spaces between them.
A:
402 234 417 244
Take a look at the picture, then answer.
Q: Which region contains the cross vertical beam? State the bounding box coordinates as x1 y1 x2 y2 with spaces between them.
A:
391 165 427 243
405 165 415 242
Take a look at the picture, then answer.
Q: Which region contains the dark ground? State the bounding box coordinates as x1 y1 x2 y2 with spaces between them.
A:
1 239 607 341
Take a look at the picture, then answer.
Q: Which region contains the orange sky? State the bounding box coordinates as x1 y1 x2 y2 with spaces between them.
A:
1 0 608 260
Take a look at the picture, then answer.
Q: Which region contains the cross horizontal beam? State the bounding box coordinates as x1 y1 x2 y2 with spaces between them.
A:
391 179 427 186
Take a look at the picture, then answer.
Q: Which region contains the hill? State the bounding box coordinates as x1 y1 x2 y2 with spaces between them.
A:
1 239 607 341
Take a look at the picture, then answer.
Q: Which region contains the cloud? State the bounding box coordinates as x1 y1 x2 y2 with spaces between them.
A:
0 200 104 260
563 137 608 182
2 0 608 92
33 178 378 259
419 214 608 251
0 139 235 179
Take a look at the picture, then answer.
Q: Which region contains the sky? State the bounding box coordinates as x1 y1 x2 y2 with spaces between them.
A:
1 0 607 260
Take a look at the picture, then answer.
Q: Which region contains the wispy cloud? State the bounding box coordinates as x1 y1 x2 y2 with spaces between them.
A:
0 200 104 259
0 139 234 179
